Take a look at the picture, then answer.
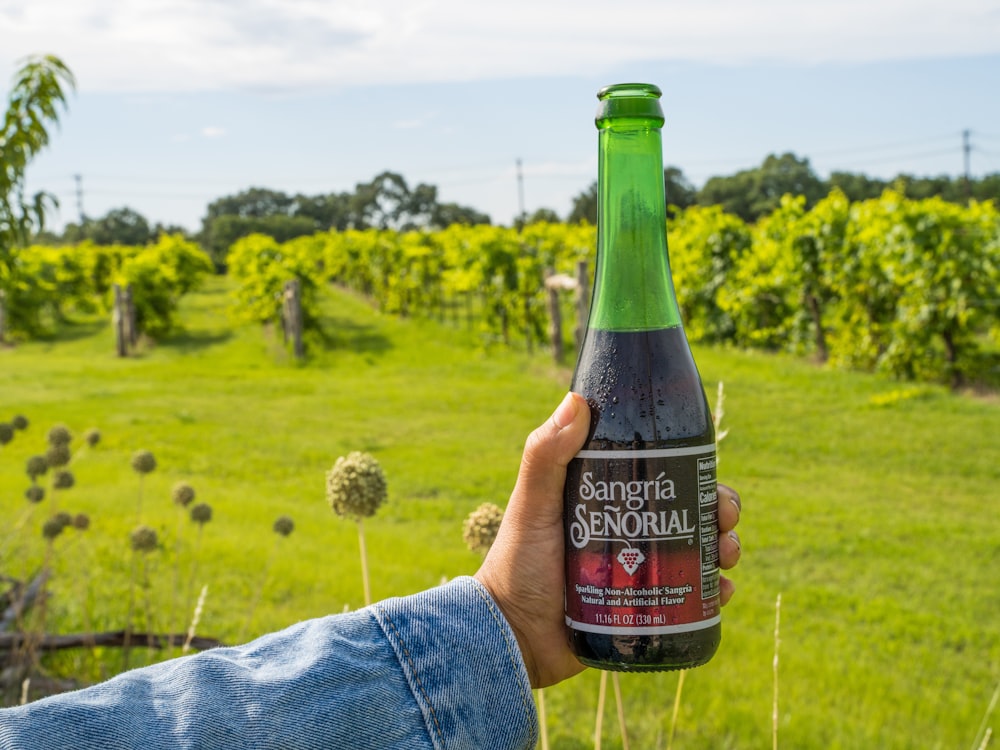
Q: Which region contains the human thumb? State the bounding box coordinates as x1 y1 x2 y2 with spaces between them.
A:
506 392 591 524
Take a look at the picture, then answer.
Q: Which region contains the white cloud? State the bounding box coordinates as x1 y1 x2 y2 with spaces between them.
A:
2 0 999 92
201 126 226 138
392 112 436 129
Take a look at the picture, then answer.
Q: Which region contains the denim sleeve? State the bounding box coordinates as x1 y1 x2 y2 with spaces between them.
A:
0 577 539 750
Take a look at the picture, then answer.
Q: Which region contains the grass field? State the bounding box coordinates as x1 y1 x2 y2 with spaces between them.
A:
2 275 999 748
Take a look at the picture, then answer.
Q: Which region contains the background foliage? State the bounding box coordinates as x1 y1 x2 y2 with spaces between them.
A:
216 191 1000 388
3 234 212 340
15 188 999 388
1 55 74 307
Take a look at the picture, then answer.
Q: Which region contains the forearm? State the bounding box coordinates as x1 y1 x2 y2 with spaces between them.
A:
0 577 538 750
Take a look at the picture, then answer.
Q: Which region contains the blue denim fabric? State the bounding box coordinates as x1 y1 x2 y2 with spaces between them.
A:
0 577 539 749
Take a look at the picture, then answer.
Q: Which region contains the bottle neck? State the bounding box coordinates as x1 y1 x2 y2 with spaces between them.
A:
589 119 682 332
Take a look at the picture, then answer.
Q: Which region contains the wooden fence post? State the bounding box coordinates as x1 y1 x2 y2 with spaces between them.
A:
282 279 304 360
112 284 128 357
524 293 534 354
545 269 583 364
544 270 563 363
123 284 137 348
575 260 590 352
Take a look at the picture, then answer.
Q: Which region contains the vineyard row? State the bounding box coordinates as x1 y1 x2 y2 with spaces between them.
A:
2 189 998 388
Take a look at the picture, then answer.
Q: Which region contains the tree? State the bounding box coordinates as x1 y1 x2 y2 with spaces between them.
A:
893 174 961 202
569 166 696 224
430 202 490 228
664 166 697 215
349 171 410 230
566 181 596 224
203 214 318 269
1 55 75 265
972 173 1000 203
200 188 315 267
827 171 888 202
292 192 352 231
201 174 490 267
525 208 561 225
349 171 447 231
83 206 153 245
204 187 295 221
152 222 192 239
405 182 439 229
698 152 825 222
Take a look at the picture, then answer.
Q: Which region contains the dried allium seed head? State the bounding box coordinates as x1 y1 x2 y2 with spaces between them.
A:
131 449 157 475
462 502 505 555
12 415 28 431
84 428 101 447
190 502 213 525
53 469 75 490
172 481 196 507
25 485 45 504
53 511 73 529
325 451 387 520
0 423 13 446
26 455 48 480
130 524 159 552
47 425 72 447
73 513 91 531
45 443 71 468
42 518 64 541
273 515 294 537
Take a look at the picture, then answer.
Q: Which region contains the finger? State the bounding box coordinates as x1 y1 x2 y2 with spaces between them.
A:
505 392 590 526
717 483 741 533
719 575 736 606
719 529 741 570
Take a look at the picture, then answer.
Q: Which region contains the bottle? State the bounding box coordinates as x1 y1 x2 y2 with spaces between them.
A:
563 83 720 672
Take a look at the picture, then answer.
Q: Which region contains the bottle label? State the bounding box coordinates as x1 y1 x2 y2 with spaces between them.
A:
564 445 720 634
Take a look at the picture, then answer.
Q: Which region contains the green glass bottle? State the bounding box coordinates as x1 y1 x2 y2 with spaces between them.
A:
563 83 720 671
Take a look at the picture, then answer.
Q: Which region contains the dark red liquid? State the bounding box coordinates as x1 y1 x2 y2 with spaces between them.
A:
566 325 720 671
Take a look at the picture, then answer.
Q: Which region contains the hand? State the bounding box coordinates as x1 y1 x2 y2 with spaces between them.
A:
475 392 743 689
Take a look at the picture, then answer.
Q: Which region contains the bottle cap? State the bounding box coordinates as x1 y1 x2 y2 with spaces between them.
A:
596 83 664 126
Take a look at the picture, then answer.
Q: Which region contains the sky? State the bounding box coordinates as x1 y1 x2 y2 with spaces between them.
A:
3 0 1000 232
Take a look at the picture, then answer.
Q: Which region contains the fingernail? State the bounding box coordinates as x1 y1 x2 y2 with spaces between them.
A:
727 530 741 552
552 392 579 430
722 486 741 514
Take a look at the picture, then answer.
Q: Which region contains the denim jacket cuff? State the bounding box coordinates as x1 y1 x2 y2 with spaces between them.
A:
371 576 539 749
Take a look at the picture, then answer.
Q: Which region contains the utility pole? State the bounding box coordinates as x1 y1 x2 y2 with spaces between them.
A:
961 130 974 201
516 158 526 229
74 174 85 223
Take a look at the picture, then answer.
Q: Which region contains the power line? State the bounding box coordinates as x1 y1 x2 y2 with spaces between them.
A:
807 132 959 160
844 146 960 167
678 132 963 171
34 126 999 229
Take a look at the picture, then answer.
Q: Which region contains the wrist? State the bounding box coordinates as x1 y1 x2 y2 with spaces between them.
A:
473 571 540 686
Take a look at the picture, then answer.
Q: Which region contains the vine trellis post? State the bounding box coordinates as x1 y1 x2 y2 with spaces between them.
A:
281 279 305 360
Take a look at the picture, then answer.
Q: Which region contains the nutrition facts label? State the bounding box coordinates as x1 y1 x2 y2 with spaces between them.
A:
698 455 720 600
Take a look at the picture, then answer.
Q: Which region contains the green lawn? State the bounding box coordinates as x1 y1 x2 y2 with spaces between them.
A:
2 275 998 748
